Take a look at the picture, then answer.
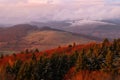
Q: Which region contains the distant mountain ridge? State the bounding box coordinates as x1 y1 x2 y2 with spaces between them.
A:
30 20 120 39
30 21 71 29
1 18 119 52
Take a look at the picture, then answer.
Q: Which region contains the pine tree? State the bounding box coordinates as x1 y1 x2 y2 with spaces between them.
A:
76 49 86 71
32 53 36 61
34 48 39 53
105 50 114 72
25 49 29 54
0 54 4 59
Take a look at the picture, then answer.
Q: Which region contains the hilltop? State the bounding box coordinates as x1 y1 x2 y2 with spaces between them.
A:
0 24 101 53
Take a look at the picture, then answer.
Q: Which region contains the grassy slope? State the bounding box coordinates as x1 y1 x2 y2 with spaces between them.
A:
0 25 98 52
23 30 94 50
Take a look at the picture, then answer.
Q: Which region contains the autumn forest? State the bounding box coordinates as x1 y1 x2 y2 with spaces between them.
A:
0 39 119 80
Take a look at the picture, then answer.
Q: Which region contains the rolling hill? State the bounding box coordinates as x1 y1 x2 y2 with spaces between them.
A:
63 20 120 39
31 20 120 39
0 24 100 53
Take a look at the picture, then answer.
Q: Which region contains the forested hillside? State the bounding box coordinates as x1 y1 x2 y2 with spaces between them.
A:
0 39 120 80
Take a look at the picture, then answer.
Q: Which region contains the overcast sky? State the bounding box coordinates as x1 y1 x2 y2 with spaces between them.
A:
0 0 120 24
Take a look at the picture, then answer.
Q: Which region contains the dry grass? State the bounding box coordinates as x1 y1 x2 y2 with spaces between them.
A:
23 30 93 50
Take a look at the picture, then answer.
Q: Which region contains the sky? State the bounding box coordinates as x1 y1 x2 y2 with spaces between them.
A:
0 0 120 24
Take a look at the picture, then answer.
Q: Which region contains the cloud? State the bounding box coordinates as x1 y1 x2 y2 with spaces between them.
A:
0 0 105 4
0 0 120 24
0 0 28 4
